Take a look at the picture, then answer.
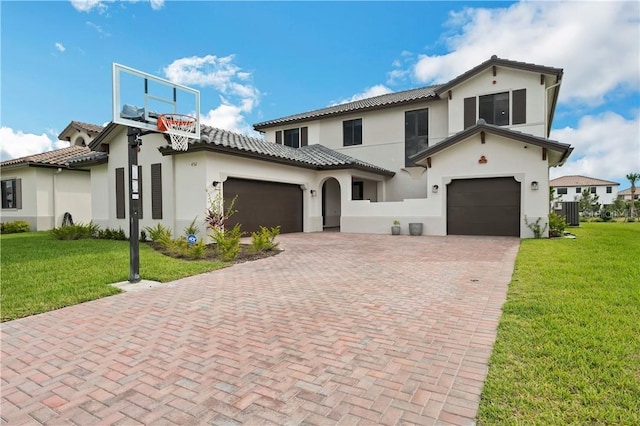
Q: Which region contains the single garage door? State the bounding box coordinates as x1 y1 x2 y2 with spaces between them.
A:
447 177 520 237
224 178 303 234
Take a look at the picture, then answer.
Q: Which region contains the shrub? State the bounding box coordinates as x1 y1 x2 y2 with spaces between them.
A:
250 226 280 253
50 222 98 240
210 223 244 261
524 216 548 239
0 221 30 234
205 191 237 232
144 223 172 242
184 216 200 237
548 212 567 237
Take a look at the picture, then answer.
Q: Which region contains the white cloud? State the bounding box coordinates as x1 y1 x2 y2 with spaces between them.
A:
55 42 66 52
164 55 261 136
86 21 110 37
332 85 393 106
406 1 639 106
550 112 640 183
149 0 164 11
70 0 108 13
0 128 70 162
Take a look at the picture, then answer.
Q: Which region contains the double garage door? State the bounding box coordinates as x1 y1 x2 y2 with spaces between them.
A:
223 178 303 234
447 177 521 237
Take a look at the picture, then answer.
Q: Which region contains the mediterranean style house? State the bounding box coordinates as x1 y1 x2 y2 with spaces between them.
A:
3 56 573 238
618 187 638 202
0 122 102 230
550 175 620 205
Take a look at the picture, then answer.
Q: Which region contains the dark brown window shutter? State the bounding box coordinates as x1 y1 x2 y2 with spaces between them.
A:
151 163 163 219
15 178 22 210
300 127 308 147
116 168 125 219
464 97 476 128
137 165 143 220
512 89 526 125
275 131 282 145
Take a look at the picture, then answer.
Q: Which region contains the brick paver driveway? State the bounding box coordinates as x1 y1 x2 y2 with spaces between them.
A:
1 233 519 425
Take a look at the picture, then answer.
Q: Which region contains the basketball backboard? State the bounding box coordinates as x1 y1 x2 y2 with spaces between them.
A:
112 63 200 140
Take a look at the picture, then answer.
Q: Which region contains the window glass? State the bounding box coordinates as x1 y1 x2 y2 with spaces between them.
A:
405 108 429 166
343 119 362 146
1 179 15 209
606 186 612 193
557 187 568 195
283 128 300 148
576 187 581 193
590 187 597 194
479 92 510 126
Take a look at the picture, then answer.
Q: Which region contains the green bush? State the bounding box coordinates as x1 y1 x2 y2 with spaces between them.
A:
524 216 547 239
50 222 99 240
250 226 280 253
210 223 244 261
184 217 200 237
0 221 31 234
548 212 567 237
144 223 172 242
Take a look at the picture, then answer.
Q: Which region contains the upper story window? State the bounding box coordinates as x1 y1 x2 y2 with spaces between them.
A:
590 187 597 194
464 89 526 128
576 187 582 193
479 92 510 126
1 179 21 209
283 129 300 148
405 108 429 167
275 127 308 148
343 119 362 146
606 186 612 194
557 187 568 195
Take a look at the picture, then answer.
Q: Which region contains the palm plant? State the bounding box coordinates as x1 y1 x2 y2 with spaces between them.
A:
626 173 639 219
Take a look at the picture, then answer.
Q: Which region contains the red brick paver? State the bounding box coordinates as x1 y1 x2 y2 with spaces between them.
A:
1 233 519 425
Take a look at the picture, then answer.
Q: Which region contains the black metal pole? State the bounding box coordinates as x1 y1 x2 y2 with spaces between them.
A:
127 127 141 283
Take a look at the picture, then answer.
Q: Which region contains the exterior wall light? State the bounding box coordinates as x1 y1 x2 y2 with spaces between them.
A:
531 181 539 190
432 185 439 193
212 181 219 187
310 189 317 197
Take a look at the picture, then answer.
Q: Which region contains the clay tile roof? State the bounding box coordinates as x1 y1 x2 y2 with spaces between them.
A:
58 121 104 141
159 125 395 177
0 146 93 168
253 85 441 130
549 175 619 187
618 188 634 195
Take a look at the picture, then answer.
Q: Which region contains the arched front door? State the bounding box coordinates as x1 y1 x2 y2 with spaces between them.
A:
322 178 341 231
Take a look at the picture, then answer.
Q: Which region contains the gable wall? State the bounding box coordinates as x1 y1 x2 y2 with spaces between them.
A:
447 67 547 137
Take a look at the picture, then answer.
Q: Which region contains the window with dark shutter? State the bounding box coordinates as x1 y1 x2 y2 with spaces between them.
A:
479 92 509 126
1 178 22 209
116 167 125 219
275 131 282 145
464 97 476 128
283 128 300 148
301 127 308 147
14 179 22 209
151 163 163 219
512 89 526 125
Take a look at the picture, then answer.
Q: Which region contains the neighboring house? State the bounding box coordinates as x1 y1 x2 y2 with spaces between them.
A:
73 55 572 238
0 122 104 230
550 175 619 205
618 187 638 202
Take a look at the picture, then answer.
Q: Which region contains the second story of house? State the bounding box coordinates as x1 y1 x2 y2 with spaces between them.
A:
253 55 563 173
550 175 620 205
58 121 104 147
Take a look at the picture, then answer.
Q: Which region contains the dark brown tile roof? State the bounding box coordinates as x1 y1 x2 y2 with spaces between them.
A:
58 121 104 140
0 146 94 169
550 175 619 187
253 85 441 130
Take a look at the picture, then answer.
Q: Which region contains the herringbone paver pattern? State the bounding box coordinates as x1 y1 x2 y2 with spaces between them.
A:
1 233 519 425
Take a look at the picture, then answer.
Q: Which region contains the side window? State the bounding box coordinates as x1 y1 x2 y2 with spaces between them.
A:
283 128 300 148
1 179 21 209
343 119 362 146
557 187 568 195
479 92 510 126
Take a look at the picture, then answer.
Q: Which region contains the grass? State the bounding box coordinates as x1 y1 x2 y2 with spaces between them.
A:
477 222 640 424
0 232 227 322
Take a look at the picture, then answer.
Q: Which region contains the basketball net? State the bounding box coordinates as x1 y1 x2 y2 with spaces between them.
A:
158 114 197 151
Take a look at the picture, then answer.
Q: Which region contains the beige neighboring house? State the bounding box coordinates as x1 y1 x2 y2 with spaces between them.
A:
72 56 572 238
0 122 104 230
550 175 620 205
618 187 638 201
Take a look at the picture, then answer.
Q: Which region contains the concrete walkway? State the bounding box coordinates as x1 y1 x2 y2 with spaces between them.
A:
1 233 519 425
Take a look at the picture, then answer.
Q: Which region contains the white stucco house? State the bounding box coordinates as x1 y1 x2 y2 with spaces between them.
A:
618 187 638 202
0 122 103 230
72 56 572 238
550 175 620 205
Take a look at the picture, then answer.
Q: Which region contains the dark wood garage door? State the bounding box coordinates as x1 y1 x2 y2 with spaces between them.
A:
223 178 303 234
447 177 521 237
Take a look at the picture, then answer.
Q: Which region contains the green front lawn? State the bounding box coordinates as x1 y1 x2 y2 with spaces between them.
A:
0 232 226 321
478 222 640 424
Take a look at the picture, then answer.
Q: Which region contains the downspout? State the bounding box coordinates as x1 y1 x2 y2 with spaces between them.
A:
545 81 562 138
53 168 63 227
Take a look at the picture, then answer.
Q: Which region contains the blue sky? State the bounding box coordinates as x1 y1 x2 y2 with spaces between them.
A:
1 1 639 186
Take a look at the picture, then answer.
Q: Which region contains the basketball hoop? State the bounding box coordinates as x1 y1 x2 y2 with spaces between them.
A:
158 114 197 151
